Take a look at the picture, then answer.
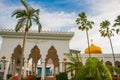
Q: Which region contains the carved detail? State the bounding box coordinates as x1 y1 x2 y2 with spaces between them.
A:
11 44 23 66
45 45 59 67
28 45 41 73
28 45 41 63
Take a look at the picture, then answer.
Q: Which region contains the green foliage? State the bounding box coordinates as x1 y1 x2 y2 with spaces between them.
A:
76 12 94 31
65 53 83 74
74 57 112 80
107 65 120 75
113 15 120 34
6 74 12 80
64 53 83 80
56 72 68 80
99 20 115 37
12 0 42 32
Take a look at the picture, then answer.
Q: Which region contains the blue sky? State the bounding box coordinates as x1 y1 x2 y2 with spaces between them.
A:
0 0 120 53
1 0 91 14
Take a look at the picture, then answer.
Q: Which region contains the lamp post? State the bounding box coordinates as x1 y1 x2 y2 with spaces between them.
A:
0 56 7 79
1 56 6 71
63 57 67 72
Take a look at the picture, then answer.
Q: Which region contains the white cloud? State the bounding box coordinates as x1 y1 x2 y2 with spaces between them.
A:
70 0 120 53
0 1 77 31
40 10 76 31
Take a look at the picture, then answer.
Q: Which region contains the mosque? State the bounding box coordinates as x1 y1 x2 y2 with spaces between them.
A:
0 29 120 80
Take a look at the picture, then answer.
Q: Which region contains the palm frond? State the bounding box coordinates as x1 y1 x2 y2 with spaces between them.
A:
20 0 34 12
76 12 94 31
11 9 27 18
15 18 26 32
32 17 42 32
75 57 112 80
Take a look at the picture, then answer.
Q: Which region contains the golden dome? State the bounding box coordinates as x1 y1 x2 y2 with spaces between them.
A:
85 43 102 54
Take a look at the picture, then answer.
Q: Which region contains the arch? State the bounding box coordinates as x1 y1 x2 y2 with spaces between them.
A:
28 45 41 74
115 61 120 68
11 44 23 66
11 44 24 75
105 61 112 66
45 45 59 76
45 45 59 67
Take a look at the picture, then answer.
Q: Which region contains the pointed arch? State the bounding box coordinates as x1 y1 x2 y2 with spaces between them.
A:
45 45 59 67
11 44 24 76
11 44 23 66
115 61 120 67
28 45 41 63
28 45 41 74
105 61 112 66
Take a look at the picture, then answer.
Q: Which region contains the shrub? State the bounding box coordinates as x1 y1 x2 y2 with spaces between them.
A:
6 74 12 80
56 72 68 80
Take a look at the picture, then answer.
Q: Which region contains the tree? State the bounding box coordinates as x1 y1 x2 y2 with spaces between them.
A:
12 0 42 79
75 57 112 80
76 12 94 57
113 15 120 34
99 20 115 64
64 53 83 79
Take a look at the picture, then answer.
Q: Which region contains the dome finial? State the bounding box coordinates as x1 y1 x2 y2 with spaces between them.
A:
91 39 93 44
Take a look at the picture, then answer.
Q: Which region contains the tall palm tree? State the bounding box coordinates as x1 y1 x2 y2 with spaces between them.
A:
64 53 83 79
76 12 94 57
113 15 120 34
99 20 115 64
75 57 112 80
12 0 42 79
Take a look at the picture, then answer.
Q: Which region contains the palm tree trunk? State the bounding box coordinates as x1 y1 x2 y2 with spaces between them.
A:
86 30 91 57
19 31 27 80
108 36 115 65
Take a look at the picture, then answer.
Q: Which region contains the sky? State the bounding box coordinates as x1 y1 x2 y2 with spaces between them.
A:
0 0 120 54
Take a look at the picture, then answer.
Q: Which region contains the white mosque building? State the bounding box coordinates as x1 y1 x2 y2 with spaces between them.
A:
0 29 120 80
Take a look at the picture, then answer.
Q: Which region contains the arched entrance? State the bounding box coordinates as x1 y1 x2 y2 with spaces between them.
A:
115 61 120 68
105 61 112 66
11 44 24 76
45 45 59 77
28 45 41 75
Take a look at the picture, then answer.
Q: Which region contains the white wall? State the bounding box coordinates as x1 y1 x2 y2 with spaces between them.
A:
0 38 70 62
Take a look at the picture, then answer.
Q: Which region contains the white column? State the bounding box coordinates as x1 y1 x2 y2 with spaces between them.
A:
9 61 13 74
12 60 15 76
23 61 27 77
4 61 9 80
59 62 63 72
1 62 4 73
55 67 58 74
41 61 45 80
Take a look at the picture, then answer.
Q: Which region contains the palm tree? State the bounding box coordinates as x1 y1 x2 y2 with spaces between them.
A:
12 0 42 79
99 20 115 64
113 15 120 34
75 57 112 80
64 53 83 79
76 12 94 57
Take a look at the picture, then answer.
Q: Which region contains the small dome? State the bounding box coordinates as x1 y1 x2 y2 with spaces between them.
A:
85 43 102 54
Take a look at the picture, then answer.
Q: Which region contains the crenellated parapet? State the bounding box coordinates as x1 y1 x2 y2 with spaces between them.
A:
0 29 74 40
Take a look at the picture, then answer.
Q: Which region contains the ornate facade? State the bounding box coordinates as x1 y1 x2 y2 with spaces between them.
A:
0 29 120 80
0 29 73 80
